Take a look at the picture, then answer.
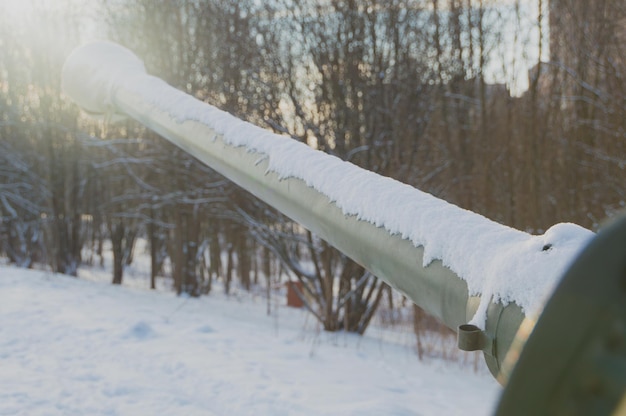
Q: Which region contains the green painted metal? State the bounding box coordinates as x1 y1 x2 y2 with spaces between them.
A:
495 214 626 415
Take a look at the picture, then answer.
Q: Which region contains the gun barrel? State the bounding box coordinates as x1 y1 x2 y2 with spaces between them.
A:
62 41 594 382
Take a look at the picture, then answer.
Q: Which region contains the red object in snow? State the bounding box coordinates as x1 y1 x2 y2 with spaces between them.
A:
285 281 304 308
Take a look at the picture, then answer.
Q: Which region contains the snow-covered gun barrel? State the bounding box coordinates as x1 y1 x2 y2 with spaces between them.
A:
62 42 626 414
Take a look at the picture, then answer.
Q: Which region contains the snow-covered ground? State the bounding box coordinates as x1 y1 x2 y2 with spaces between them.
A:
0 263 501 415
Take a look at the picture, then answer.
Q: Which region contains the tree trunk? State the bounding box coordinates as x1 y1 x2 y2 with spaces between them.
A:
110 221 124 285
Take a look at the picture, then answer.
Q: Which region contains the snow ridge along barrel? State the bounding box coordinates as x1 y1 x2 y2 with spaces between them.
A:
63 42 623 414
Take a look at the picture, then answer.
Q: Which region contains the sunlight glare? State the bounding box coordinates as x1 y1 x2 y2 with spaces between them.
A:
1 0 40 21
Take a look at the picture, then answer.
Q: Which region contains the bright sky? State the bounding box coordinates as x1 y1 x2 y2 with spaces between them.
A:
0 0 74 20
1 0 546 94
0 0 33 15
485 0 549 95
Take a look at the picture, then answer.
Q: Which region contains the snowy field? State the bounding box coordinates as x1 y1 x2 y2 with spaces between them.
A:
0 262 501 415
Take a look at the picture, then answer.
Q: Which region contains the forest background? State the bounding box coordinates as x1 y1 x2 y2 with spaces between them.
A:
1 0 625 336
